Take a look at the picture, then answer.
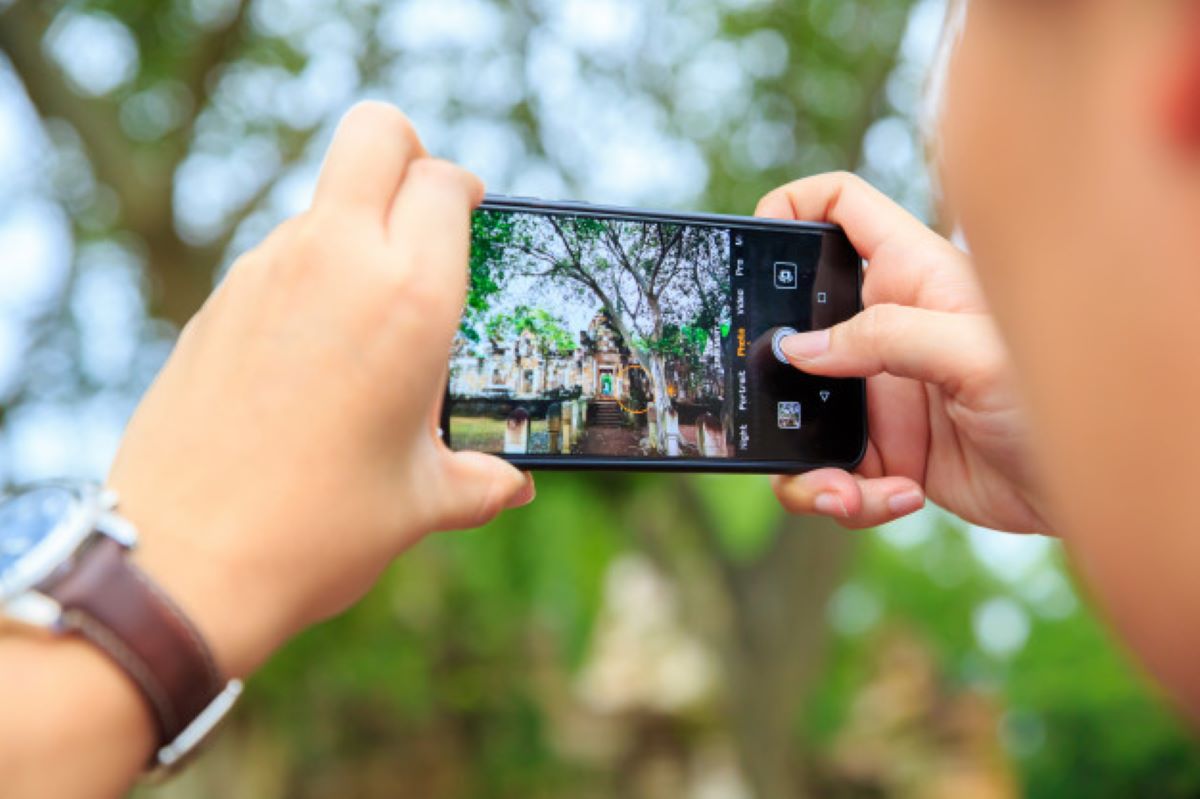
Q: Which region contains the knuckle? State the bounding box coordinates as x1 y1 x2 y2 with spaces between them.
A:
763 171 868 221
856 303 903 344
222 251 260 283
829 170 871 198
263 213 305 244
175 307 209 349
252 215 306 261
830 170 863 188
957 318 1010 396
215 250 269 301
407 158 478 195
388 270 461 316
384 270 423 304
755 186 793 218
757 185 786 206
267 212 350 280
829 171 877 207
281 216 327 266
226 215 299 278
342 100 417 144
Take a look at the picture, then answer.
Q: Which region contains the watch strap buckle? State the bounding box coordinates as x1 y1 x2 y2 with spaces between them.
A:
148 679 244 778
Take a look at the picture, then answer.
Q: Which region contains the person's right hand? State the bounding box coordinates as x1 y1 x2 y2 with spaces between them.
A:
757 173 1050 533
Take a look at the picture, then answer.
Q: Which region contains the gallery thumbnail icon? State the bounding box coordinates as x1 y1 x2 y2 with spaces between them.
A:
777 401 802 430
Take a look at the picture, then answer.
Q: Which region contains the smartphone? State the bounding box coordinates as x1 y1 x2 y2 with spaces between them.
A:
440 195 867 473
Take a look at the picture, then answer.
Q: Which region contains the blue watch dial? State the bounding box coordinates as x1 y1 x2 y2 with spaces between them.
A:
0 486 75 580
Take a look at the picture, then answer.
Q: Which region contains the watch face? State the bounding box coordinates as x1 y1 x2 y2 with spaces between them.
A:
0 485 76 593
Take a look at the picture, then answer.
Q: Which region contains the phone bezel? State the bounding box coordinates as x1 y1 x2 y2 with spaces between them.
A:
441 194 868 475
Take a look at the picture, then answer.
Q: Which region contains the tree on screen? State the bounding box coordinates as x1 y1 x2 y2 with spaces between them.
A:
483 306 576 356
488 211 730 452
463 211 519 342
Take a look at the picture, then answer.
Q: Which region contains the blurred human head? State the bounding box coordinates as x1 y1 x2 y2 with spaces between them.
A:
935 0 1200 337
931 2 1200 715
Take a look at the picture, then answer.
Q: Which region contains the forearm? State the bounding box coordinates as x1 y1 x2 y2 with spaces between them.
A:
0 629 154 798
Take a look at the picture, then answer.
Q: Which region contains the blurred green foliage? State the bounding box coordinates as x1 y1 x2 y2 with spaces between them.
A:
237 483 1200 798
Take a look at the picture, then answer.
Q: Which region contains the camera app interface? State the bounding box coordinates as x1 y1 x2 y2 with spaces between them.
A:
446 207 864 464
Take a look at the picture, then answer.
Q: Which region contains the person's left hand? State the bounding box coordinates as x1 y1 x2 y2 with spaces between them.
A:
108 103 534 679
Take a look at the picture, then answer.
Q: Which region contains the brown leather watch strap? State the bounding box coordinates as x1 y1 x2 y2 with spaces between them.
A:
37 536 225 747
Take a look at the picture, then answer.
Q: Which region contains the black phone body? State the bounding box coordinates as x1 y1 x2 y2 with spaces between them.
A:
441 195 867 474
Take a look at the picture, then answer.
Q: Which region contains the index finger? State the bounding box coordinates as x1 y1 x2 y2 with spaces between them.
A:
755 171 937 262
756 172 983 313
387 158 484 377
311 102 428 221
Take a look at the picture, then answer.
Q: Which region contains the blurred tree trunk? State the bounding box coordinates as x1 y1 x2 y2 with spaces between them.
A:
618 16 904 792
723 517 853 799
629 478 855 799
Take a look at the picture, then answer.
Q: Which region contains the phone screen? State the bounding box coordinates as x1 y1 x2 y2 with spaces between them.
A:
442 197 866 472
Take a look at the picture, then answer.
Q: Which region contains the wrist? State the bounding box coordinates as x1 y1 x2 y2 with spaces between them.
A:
117 496 287 680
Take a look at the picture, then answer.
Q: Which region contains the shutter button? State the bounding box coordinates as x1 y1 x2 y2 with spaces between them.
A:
771 327 798 364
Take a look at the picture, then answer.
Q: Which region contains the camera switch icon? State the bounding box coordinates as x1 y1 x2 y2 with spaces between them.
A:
774 262 798 290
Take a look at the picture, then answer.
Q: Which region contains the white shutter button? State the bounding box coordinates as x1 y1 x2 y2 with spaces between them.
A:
771 327 798 364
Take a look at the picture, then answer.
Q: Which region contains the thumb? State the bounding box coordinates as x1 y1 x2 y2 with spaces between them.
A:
431 451 536 531
780 304 1005 393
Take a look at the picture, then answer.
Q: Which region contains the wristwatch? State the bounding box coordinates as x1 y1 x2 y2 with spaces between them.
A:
0 482 242 776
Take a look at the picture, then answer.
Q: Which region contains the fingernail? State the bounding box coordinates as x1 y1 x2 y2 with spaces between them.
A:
781 329 830 361
506 476 536 509
887 489 925 516
814 492 849 518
